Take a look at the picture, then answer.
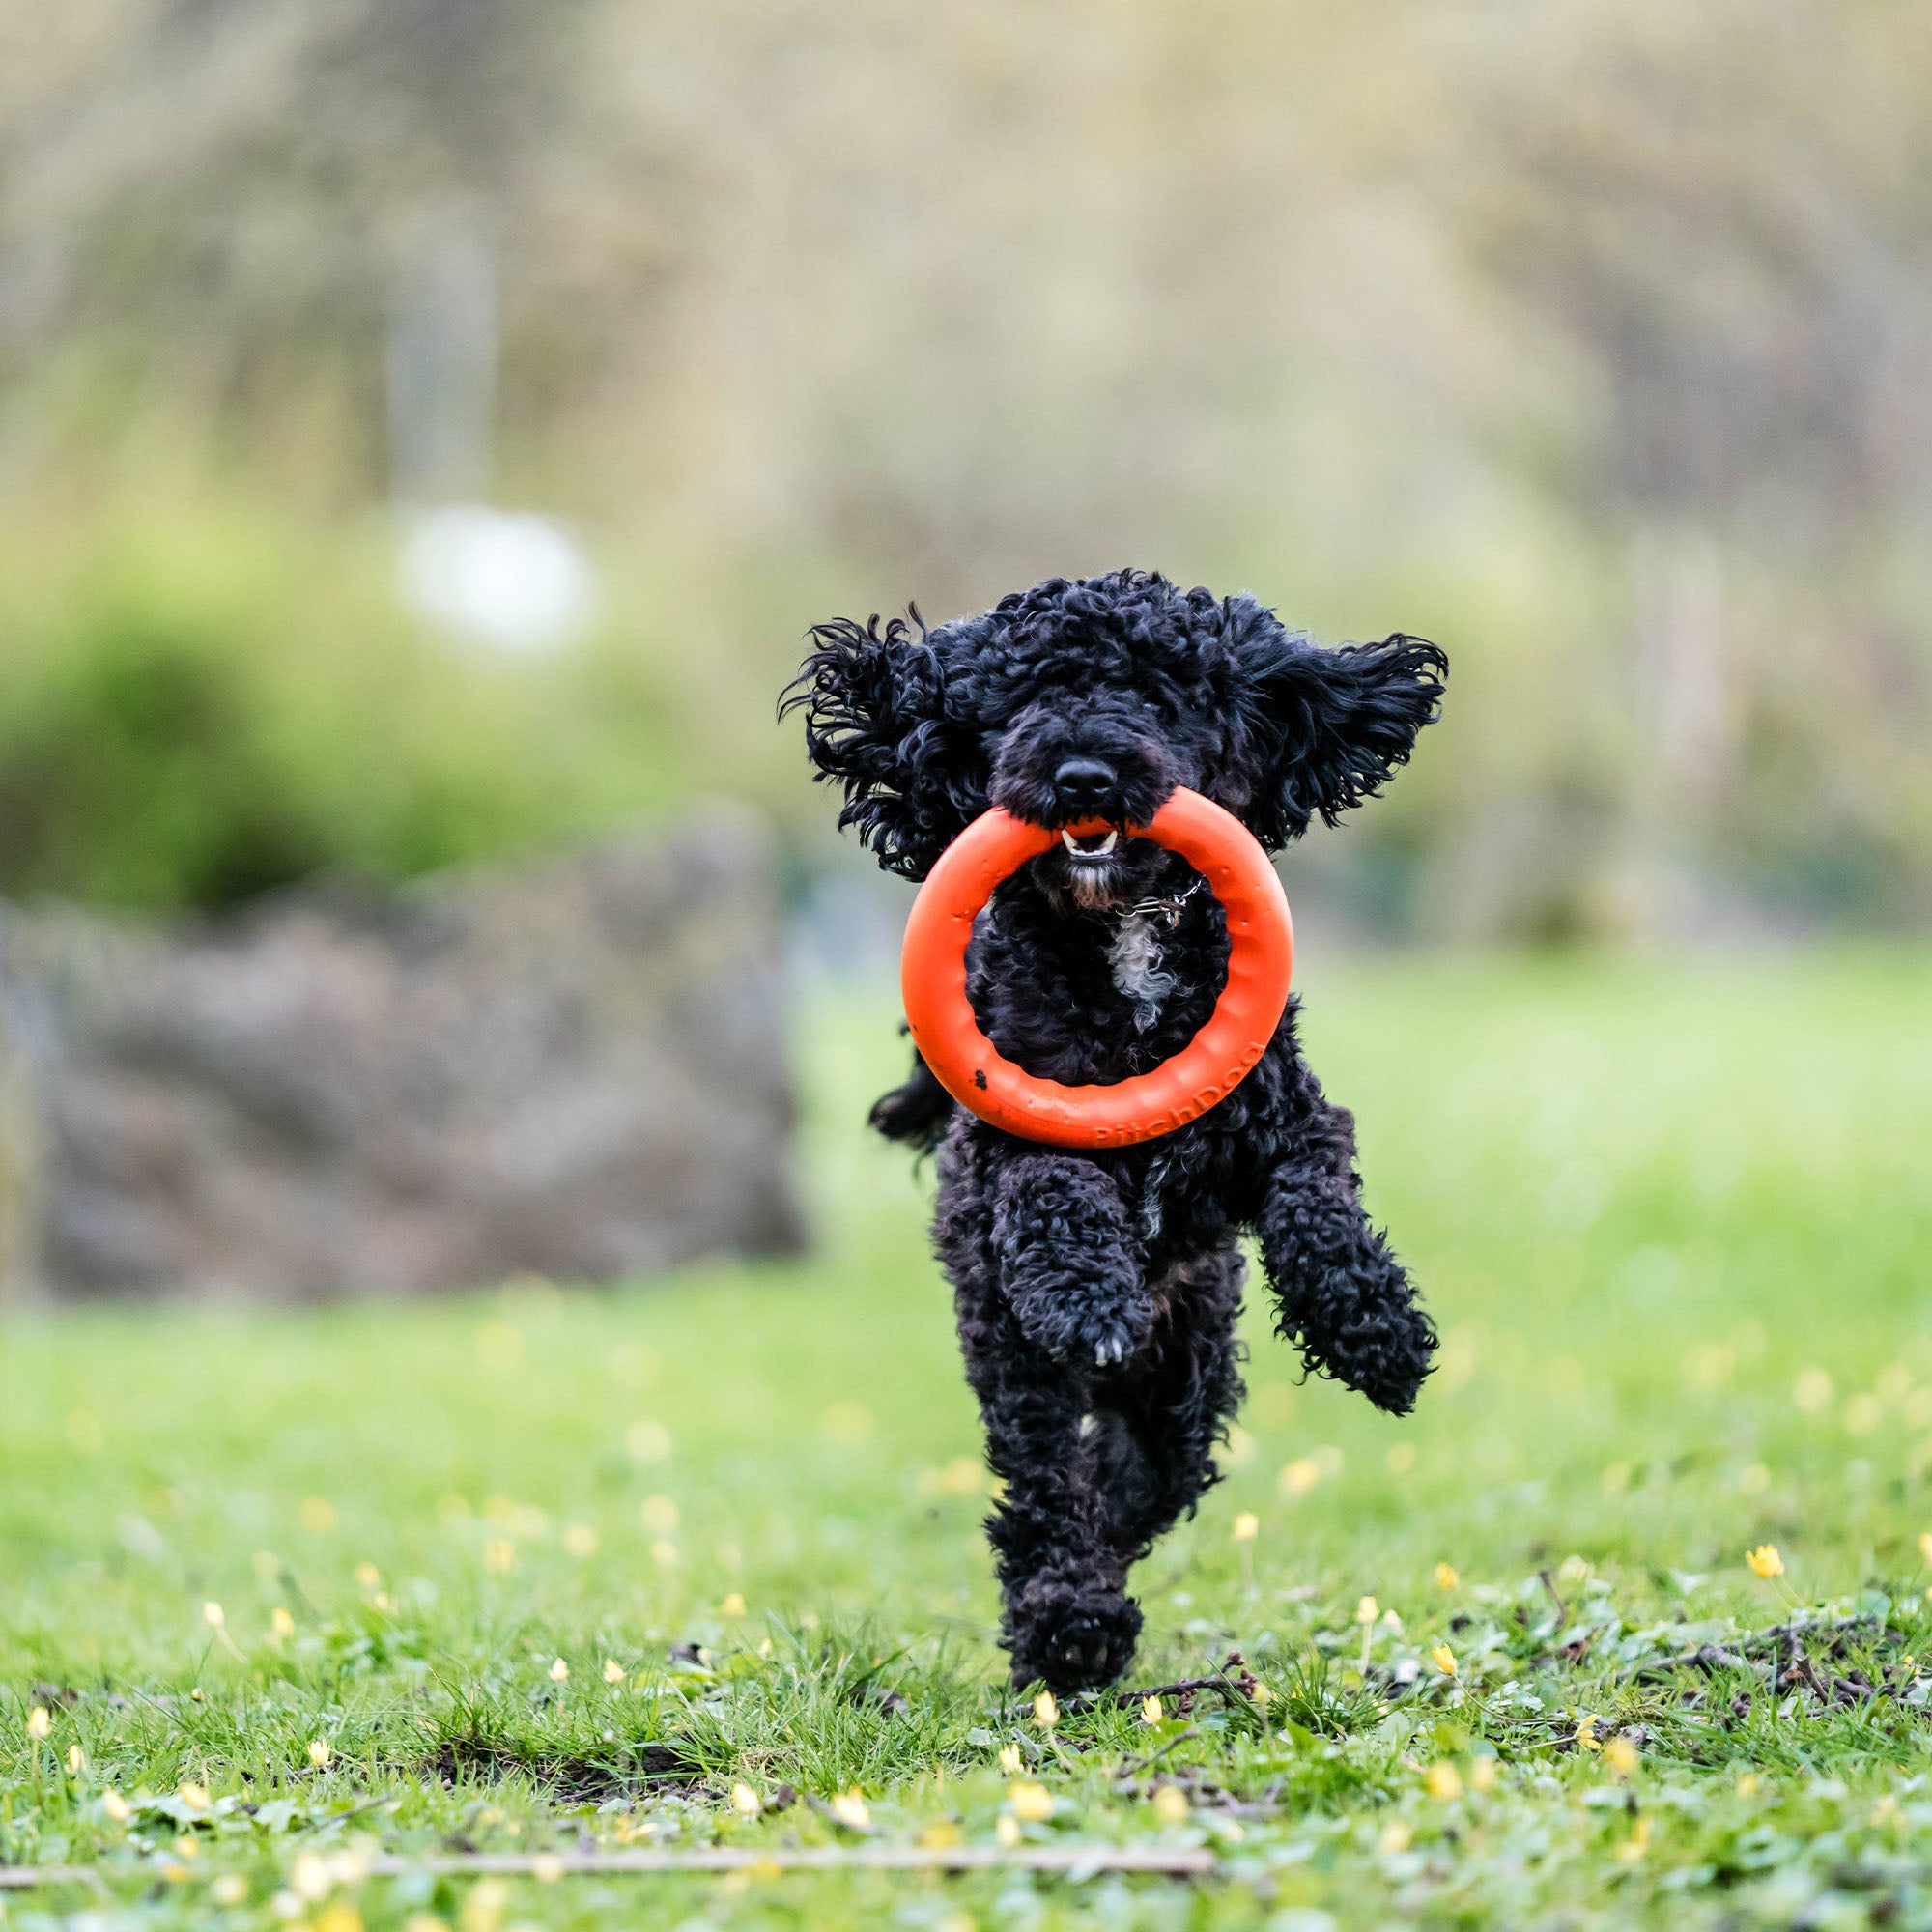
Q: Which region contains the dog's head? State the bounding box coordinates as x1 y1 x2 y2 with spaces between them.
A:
784 568 1445 909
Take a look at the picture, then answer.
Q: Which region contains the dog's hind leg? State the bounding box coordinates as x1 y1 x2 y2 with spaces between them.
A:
1092 1246 1247 1564
968 1325 1145 1691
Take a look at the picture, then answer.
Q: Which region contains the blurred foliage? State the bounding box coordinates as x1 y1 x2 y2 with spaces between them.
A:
0 486 690 909
1 0 1929 927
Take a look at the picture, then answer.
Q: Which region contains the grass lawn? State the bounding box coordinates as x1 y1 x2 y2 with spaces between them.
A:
5 947 1932 1929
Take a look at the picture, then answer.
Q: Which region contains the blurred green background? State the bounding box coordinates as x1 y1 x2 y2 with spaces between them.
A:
5 0 1930 936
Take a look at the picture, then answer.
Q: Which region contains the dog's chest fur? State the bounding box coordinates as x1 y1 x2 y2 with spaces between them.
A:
1108 912 1176 1031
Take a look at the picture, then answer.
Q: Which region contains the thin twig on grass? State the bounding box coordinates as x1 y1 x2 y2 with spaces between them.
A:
1117 1722 1202 1781
0 1869 101 1892
374 1846 1220 1877
0 1847 1221 1886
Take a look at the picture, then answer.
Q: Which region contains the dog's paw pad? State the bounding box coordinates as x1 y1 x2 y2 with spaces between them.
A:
1014 1598 1145 1690
1046 1613 1139 1689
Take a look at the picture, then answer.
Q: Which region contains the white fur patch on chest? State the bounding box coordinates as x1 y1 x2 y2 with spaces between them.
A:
1108 911 1177 1032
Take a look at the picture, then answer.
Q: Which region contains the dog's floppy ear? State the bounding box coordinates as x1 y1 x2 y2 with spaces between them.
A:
1231 605 1447 846
782 611 974 879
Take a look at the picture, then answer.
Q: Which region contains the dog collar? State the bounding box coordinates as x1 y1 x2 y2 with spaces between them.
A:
1116 876 1205 929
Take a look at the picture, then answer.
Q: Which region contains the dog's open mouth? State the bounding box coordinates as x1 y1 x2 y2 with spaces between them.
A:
1060 829 1119 862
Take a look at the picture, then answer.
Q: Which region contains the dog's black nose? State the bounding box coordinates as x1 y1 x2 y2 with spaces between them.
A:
1052 756 1117 813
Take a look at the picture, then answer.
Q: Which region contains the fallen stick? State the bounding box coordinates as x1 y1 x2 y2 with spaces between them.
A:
1 1846 1220 1887
0 1869 99 1891
367 1846 1220 1877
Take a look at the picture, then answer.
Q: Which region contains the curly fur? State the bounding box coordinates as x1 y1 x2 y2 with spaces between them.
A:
785 567 1445 1691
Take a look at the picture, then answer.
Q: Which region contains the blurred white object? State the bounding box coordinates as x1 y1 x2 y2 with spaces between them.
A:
399 504 599 653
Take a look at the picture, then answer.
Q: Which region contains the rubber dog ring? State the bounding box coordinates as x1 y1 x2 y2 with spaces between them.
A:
900 786 1293 1148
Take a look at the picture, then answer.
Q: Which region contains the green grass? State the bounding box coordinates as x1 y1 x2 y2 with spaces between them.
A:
5 949 1932 1929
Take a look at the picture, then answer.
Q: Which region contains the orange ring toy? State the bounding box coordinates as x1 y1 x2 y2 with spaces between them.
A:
900 787 1293 1149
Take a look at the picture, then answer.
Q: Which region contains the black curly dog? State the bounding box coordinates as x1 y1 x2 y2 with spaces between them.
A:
785 568 1445 1692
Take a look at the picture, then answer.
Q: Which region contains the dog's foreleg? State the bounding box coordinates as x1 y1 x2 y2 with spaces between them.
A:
1255 1104 1435 1415
992 1153 1152 1368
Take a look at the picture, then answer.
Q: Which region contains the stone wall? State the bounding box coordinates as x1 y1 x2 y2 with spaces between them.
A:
0 806 804 1299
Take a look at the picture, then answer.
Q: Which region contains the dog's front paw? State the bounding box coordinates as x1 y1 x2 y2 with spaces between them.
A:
1011 1284 1155 1368
1009 1590 1144 1691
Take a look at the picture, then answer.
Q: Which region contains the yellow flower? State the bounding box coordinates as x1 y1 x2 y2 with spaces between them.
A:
203 1601 225 1629
308 1738 332 1768
531 1855 564 1885
1746 1544 1784 1579
998 1744 1024 1776
1278 1457 1321 1499
562 1524 598 1558
602 1659 626 1685
650 1540 679 1568
722 1593 747 1617
1378 1819 1411 1854
1431 1643 1458 1678
1009 1780 1054 1823
177 1780 211 1809
212 1874 249 1906
549 1658 570 1682
1250 1680 1272 1707
1232 1512 1259 1542
27 1706 51 1740
731 1782 761 1816
1614 1814 1652 1863
1605 1736 1639 1777
101 1789 130 1823
1575 1715 1601 1752
1426 1761 1463 1801
1470 1757 1498 1792
271 1606 297 1638
300 1497 338 1535
639 1494 680 1534
355 1563 381 1589
68 1744 86 1774
1794 1367 1833 1413
829 1789 870 1830
1033 1690 1059 1730
1737 1773 1760 1797
459 1878 507 1932
1434 1562 1460 1592
1141 1695 1163 1725
290 1852 330 1900
995 1813 1023 1848
1152 1784 1189 1824
483 1539 515 1576
1354 1595 1379 1625
1919 1531 1932 1567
